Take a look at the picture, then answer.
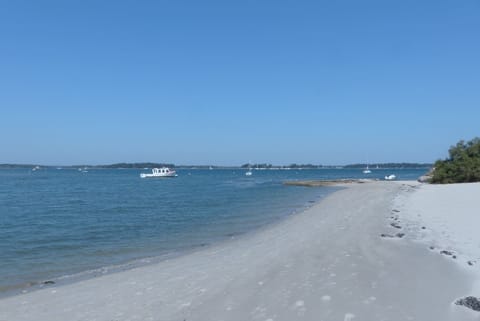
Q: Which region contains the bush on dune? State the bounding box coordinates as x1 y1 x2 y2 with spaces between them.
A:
431 137 480 184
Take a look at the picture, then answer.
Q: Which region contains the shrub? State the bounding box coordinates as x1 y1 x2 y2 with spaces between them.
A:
431 137 480 184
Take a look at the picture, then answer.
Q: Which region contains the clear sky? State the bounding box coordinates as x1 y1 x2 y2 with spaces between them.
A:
1 0 479 165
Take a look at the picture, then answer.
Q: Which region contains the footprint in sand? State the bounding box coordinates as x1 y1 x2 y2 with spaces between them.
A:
440 250 456 259
381 233 404 238
390 222 402 229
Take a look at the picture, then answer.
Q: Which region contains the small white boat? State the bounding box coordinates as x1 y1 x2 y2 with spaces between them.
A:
140 167 178 178
385 174 396 180
363 165 371 174
245 169 253 176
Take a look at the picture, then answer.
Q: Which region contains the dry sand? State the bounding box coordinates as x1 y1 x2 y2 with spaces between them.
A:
0 181 478 321
395 182 480 298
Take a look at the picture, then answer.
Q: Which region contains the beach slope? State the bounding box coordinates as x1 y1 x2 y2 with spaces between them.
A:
0 181 477 321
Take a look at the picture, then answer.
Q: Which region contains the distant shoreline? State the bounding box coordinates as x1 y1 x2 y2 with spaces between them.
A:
283 179 371 187
0 163 433 170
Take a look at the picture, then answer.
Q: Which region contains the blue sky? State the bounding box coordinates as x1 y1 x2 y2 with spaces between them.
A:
1 0 479 165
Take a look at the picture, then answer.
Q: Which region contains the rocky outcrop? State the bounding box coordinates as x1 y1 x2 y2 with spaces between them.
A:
455 296 480 311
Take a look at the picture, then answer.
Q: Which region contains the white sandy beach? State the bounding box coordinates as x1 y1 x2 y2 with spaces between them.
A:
396 182 480 296
1 181 479 321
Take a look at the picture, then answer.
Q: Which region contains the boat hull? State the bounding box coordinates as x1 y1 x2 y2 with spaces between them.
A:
140 167 178 178
140 173 177 178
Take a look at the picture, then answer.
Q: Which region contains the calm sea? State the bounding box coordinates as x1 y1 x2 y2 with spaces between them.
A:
0 167 426 295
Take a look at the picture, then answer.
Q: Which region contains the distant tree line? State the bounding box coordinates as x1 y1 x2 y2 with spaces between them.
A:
241 163 274 168
0 164 39 168
100 163 175 169
431 137 480 184
239 163 433 169
240 163 324 169
344 163 432 169
0 163 176 169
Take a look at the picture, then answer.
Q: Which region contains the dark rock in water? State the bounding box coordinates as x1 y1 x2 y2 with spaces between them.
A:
440 250 453 256
392 209 400 213
395 233 405 238
390 222 402 229
468 261 475 266
429 246 435 250
452 255 457 259
421 226 426 229
455 296 480 312
43 280 55 285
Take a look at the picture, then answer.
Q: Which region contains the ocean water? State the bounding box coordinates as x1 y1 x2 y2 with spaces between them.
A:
0 167 427 294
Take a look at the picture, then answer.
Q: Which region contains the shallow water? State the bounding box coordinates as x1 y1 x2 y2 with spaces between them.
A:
0 167 426 293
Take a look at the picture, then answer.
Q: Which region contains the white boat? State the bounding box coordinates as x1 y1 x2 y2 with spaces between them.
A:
385 174 396 180
363 165 371 174
140 167 178 178
245 161 253 176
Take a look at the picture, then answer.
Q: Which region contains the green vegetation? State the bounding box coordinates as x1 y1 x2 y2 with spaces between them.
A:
431 137 480 184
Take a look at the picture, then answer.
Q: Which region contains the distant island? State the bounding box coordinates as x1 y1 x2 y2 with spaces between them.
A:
98 162 176 169
240 163 432 169
0 163 175 169
0 162 432 170
343 163 432 169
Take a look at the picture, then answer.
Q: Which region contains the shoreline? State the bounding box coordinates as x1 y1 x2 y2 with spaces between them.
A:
283 178 372 187
0 185 335 300
1 181 478 320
